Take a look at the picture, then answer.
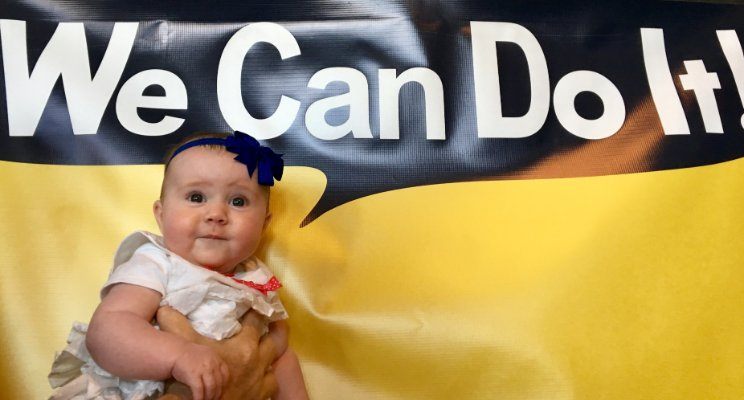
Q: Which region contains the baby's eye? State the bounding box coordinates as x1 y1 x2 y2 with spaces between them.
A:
230 197 247 207
188 192 205 203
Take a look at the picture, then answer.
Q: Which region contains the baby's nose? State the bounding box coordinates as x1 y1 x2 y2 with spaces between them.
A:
205 204 228 224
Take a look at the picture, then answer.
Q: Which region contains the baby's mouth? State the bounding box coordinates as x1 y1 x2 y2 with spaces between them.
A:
200 234 227 240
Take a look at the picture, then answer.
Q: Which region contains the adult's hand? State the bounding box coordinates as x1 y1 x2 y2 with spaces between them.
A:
156 306 288 400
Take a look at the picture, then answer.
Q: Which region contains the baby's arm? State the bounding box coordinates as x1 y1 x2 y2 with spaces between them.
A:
86 283 229 400
273 347 310 400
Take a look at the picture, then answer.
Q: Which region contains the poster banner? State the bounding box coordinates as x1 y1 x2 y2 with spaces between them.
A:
1 1 743 398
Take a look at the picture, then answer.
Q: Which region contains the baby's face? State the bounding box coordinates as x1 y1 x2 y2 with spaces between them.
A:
154 146 271 274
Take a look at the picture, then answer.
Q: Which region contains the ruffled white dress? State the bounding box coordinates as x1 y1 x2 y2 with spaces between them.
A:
48 231 287 400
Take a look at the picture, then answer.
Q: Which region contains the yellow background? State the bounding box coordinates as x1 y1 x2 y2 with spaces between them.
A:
1 157 743 399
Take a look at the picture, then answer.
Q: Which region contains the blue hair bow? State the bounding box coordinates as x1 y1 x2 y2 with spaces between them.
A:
225 131 284 186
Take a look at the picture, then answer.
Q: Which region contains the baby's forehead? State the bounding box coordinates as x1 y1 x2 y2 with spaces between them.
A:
167 144 230 165
161 146 269 194
165 146 236 173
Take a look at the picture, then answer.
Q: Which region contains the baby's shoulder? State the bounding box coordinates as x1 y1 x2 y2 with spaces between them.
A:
132 242 170 263
102 232 171 298
112 231 170 270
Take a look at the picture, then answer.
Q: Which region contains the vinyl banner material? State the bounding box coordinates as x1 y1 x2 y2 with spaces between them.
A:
1 1 744 399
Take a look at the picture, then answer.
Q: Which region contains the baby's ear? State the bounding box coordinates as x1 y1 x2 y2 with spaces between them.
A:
153 199 164 230
263 211 272 230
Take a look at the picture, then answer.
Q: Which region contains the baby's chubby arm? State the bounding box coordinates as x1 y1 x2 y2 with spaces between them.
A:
86 283 229 400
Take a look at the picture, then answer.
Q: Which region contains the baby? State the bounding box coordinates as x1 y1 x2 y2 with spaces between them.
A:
49 132 308 400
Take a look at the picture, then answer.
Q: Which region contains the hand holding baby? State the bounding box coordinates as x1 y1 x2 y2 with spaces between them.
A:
158 306 287 400
171 341 230 400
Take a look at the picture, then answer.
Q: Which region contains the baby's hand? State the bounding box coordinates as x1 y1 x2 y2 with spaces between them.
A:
171 342 230 400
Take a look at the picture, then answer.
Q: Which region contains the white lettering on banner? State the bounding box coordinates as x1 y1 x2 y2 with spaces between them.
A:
217 22 301 139
305 67 373 140
717 30 744 129
640 28 690 135
1 20 740 140
470 21 550 138
0 19 138 136
379 68 446 140
553 71 626 139
470 21 629 139
679 60 723 133
115 70 188 136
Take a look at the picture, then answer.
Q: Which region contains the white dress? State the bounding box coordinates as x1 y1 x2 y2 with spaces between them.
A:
48 231 287 400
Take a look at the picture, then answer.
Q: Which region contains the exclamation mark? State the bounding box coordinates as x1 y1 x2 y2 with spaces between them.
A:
717 30 744 129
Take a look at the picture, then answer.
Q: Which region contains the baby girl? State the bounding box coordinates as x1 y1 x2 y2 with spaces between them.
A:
49 132 308 400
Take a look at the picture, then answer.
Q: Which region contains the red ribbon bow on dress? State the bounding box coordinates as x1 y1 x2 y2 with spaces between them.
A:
223 273 282 295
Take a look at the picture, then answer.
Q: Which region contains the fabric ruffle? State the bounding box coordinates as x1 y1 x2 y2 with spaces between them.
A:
163 277 287 340
48 322 163 400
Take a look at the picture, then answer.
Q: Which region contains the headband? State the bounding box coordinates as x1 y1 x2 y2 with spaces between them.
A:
169 131 284 186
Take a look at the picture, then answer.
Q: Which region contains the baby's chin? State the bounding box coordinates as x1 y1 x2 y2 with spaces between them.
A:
187 244 240 273
194 258 237 274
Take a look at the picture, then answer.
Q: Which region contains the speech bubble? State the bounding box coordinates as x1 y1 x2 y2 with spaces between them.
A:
1 2 744 225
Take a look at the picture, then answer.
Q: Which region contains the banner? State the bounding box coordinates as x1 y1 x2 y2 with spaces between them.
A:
1 1 743 398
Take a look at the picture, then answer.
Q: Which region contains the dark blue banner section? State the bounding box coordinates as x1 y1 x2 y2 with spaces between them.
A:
1 1 744 222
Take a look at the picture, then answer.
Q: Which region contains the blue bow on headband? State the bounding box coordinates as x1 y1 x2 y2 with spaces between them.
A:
225 131 284 186
169 131 284 186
